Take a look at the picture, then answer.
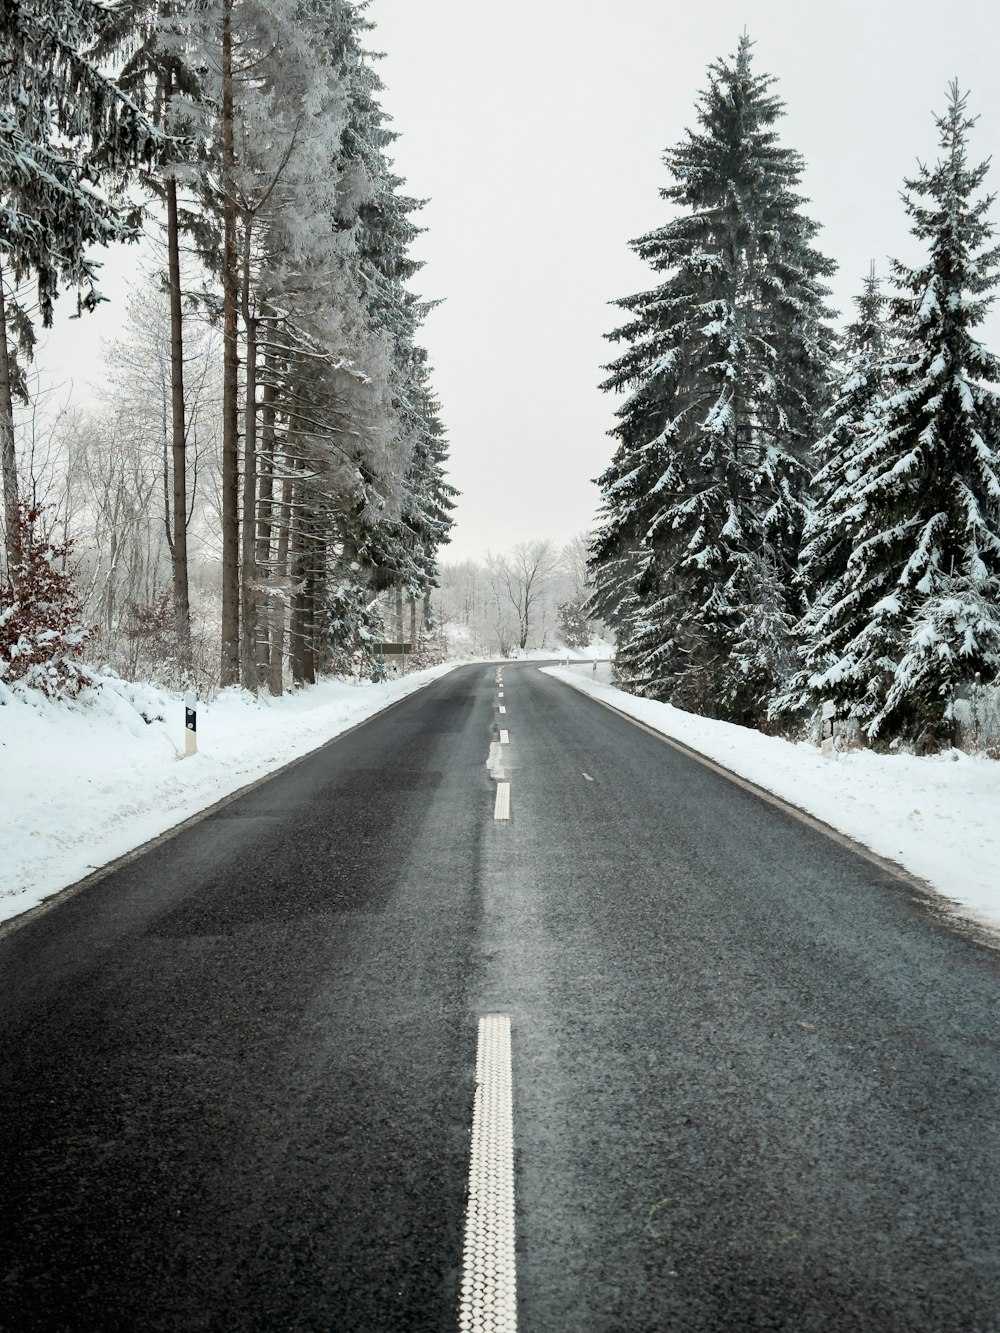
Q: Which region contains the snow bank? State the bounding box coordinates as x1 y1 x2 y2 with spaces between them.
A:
544 667 1000 932
0 665 453 925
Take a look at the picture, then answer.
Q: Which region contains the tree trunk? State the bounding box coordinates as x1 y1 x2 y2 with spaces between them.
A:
0 267 20 583
302 527 317 685
289 500 306 685
238 212 258 690
254 348 276 688
396 582 404 641
219 0 240 687
165 154 192 674
409 595 417 648
269 452 294 696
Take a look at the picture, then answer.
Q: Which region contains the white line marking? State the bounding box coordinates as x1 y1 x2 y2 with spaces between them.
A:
494 782 511 820
499 730 509 744
499 705 506 714
459 1015 516 1333
498 691 504 698
581 772 593 782
487 742 506 781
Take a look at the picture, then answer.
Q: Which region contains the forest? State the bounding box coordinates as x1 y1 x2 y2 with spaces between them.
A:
1 0 454 698
3 12 1000 756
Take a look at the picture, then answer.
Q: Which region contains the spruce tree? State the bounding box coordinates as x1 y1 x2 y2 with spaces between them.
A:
314 0 455 645
804 86 1000 746
590 34 835 723
0 0 160 577
783 268 892 714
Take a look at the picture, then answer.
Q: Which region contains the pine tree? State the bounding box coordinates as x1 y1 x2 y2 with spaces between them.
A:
336 1 456 605
0 0 160 319
804 86 1000 747
558 598 592 649
0 0 160 577
781 268 892 714
590 34 835 723
299 0 454 670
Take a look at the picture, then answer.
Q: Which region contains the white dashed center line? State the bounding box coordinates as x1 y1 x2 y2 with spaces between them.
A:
499 730 509 744
494 782 511 820
582 772 594 782
499 705 506 714
459 1015 517 1333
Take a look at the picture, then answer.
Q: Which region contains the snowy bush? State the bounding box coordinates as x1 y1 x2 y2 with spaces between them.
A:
954 681 1000 756
0 504 95 699
319 580 387 681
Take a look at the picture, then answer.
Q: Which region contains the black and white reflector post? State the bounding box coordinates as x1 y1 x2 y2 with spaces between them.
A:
821 699 835 758
185 690 197 758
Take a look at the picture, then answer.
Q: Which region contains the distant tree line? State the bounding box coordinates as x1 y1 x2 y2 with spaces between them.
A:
436 536 603 659
590 34 1000 751
0 0 454 697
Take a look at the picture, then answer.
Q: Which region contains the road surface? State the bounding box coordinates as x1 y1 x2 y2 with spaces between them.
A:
3 662 1000 1331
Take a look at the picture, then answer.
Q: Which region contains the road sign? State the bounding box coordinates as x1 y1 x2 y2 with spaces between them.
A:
372 642 412 654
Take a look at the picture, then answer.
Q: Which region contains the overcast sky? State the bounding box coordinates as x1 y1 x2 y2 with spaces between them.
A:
36 0 1000 563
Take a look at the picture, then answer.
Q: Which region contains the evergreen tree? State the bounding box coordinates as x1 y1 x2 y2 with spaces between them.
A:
334 0 456 601
781 268 892 714
558 598 592 649
0 0 160 320
804 86 1000 746
590 34 835 723
0 0 160 576
305 0 454 665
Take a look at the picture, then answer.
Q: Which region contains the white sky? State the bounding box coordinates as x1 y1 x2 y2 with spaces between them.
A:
35 0 1000 563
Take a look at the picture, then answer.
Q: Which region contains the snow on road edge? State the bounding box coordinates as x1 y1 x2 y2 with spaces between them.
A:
544 665 1000 932
0 664 455 925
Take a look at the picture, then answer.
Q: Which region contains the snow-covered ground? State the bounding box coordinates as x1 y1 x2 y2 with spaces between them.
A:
0 666 454 926
545 666 1000 934
4 658 999 938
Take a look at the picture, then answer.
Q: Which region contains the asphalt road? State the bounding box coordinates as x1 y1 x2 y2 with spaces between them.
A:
2 662 1000 1332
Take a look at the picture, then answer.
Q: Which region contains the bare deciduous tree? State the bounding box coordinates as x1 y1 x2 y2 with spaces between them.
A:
487 539 557 651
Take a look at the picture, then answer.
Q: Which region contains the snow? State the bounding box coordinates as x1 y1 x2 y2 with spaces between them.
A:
0 666 454 925
544 666 1000 933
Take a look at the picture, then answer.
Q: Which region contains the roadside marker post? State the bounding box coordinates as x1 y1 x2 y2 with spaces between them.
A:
821 699 835 758
184 690 197 758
